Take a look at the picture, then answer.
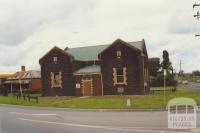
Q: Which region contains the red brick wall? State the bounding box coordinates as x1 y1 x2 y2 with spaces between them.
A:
74 74 102 96
31 79 42 91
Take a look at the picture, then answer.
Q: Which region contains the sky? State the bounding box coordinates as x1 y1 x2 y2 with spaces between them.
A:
0 0 199 73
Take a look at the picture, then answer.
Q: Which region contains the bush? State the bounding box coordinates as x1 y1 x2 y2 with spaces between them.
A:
150 73 177 87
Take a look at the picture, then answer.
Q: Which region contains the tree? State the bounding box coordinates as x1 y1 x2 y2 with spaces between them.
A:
148 58 161 77
162 50 169 70
162 50 173 73
178 70 184 77
192 70 200 76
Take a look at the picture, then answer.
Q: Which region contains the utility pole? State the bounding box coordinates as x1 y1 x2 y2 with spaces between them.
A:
179 60 184 80
180 60 182 74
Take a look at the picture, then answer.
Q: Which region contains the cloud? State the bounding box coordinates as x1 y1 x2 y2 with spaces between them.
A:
0 0 199 73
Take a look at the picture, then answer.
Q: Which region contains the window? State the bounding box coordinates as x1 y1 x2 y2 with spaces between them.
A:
116 50 122 58
116 68 124 83
51 72 62 88
82 75 92 80
113 67 127 85
53 57 58 64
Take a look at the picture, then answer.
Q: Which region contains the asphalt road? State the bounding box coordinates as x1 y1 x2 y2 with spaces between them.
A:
185 82 200 92
0 105 200 133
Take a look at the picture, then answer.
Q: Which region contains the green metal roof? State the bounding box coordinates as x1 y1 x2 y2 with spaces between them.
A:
66 41 143 61
67 45 107 61
73 65 101 75
129 41 143 51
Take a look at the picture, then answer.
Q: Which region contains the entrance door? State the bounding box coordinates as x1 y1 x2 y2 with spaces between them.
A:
82 75 92 96
82 80 92 96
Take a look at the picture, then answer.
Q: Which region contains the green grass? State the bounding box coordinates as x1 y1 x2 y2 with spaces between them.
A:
181 75 200 82
0 85 199 109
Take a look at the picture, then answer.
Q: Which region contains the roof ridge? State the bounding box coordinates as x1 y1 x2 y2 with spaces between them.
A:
67 41 142 50
67 44 108 50
65 39 144 61
128 40 143 43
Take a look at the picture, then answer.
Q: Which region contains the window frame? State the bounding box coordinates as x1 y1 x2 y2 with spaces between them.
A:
51 72 62 88
113 67 127 85
116 68 124 84
116 50 122 59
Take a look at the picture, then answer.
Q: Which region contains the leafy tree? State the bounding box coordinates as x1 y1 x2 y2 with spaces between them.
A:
150 50 177 87
162 50 169 69
161 50 173 74
148 58 161 77
192 70 200 76
178 70 184 77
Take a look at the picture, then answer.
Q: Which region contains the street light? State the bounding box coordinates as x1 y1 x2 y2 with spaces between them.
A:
194 11 200 20
193 1 200 37
195 34 200 37
193 2 200 9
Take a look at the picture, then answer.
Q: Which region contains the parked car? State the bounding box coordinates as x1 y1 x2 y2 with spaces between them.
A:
196 80 200 83
178 80 182 84
182 80 188 84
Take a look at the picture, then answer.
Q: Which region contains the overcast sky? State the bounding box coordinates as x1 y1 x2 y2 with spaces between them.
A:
0 0 199 73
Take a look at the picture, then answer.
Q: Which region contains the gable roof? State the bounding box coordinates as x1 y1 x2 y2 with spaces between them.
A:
98 39 143 57
8 70 41 80
67 45 108 61
73 65 100 75
66 39 145 61
39 46 73 64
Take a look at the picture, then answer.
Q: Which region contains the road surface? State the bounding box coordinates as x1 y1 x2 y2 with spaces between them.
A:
185 82 200 92
0 104 199 133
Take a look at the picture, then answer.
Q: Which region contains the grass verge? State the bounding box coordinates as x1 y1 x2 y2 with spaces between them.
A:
0 85 199 110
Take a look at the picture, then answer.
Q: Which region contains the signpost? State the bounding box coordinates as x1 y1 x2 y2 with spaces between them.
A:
127 99 131 107
164 69 167 105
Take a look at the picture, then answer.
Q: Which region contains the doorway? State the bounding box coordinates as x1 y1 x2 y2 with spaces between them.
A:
82 75 93 96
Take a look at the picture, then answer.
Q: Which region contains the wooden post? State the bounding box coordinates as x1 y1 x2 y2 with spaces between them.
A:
36 96 38 103
10 82 13 94
19 79 22 96
28 96 30 102
101 74 104 96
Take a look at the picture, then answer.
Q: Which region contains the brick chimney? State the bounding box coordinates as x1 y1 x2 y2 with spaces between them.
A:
21 66 26 71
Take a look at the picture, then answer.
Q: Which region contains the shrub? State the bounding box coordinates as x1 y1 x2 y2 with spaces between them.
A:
150 73 177 87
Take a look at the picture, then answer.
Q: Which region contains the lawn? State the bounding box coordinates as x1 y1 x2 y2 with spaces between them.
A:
0 85 199 110
181 75 200 82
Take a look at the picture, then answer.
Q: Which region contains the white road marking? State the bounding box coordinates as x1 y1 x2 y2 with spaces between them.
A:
9 112 57 116
19 118 191 133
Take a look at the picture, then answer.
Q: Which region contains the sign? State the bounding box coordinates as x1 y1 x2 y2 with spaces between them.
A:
164 69 167 76
76 83 80 88
144 82 147 87
117 87 124 93
167 97 197 129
